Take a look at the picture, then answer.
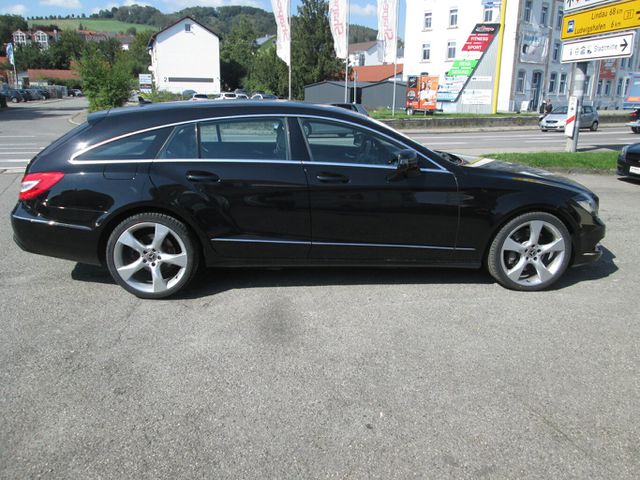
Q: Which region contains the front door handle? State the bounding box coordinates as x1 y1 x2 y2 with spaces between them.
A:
316 173 349 184
186 171 220 183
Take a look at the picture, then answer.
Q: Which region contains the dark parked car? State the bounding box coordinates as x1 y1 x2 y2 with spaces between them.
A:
4 88 24 103
18 89 34 101
12 101 605 298
618 143 640 178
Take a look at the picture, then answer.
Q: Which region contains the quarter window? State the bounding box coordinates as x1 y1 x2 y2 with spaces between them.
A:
75 128 172 161
199 117 288 160
300 119 404 166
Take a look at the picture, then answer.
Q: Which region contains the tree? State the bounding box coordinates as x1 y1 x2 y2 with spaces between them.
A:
246 43 288 97
220 16 256 90
0 15 28 46
127 30 153 76
291 0 341 99
78 43 132 112
15 43 48 70
47 31 85 69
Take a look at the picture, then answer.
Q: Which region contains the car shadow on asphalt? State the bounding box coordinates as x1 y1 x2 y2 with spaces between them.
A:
618 176 640 186
0 104 86 122
71 247 619 299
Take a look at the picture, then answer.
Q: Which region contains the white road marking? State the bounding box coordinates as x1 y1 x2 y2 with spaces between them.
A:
0 159 31 162
0 152 38 155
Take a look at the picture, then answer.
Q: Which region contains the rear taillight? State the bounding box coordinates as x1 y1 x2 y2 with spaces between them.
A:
19 172 64 201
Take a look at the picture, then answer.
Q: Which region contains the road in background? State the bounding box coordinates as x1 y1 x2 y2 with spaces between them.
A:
0 97 88 171
402 125 637 155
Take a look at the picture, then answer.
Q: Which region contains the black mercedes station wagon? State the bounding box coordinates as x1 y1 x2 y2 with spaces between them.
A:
12 101 605 298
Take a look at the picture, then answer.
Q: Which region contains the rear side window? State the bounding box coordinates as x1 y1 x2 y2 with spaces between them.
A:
199 117 288 160
157 124 198 159
75 127 171 161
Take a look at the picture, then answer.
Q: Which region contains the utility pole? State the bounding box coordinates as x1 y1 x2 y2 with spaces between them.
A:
566 61 588 152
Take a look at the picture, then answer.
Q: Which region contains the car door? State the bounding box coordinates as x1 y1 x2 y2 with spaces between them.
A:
149 116 311 261
295 117 459 264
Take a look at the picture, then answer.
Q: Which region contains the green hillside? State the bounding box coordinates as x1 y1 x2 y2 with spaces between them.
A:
28 18 157 33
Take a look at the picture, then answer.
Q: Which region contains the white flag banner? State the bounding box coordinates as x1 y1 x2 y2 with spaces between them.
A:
6 43 15 66
377 0 398 63
329 0 348 59
271 0 291 66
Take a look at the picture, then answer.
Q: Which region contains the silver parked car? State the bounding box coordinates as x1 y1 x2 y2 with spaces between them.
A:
540 105 599 132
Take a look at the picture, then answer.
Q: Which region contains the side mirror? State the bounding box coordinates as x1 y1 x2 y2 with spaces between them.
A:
397 149 419 172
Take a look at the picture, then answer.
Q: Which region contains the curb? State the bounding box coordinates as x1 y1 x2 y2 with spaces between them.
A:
69 110 88 125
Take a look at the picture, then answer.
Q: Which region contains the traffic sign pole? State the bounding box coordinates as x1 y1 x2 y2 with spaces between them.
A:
566 61 588 152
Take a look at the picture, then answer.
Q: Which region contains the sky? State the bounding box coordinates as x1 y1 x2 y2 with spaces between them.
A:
0 0 407 31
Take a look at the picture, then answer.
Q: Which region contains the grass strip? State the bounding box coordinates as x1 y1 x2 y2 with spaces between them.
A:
480 151 618 171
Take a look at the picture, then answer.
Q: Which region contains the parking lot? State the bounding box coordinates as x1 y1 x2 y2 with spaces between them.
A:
1 99 639 478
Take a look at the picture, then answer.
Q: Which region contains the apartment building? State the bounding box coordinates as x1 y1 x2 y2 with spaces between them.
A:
404 0 640 112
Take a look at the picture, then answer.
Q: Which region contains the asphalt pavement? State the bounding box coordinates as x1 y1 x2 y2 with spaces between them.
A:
1 100 639 479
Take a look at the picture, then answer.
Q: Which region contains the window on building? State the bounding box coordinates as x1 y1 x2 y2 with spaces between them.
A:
516 70 526 93
449 8 458 27
483 8 493 22
559 73 567 94
553 42 561 62
584 75 591 96
605 80 612 96
621 57 627 69
617 78 624 96
184 23 191 32
541 4 549 26
421 43 431 62
548 72 557 93
447 41 456 60
424 12 432 30
556 8 563 29
597 80 603 95
14 32 27 45
524 0 533 22
625 78 630 95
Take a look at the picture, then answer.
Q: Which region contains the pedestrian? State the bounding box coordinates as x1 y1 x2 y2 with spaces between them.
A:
545 99 553 114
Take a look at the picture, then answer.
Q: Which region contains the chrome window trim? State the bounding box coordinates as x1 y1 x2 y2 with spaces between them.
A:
211 237 474 251
68 113 450 173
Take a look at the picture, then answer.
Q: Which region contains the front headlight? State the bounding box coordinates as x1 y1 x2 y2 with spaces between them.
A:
574 193 598 216
621 145 629 159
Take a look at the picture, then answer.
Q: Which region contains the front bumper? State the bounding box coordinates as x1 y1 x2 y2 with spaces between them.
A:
572 215 606 267
540 123 565 131
617 153 640 178
11 203 103 266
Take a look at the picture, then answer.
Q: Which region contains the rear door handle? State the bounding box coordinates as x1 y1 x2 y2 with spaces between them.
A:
316 173 349 183
186 171 220 183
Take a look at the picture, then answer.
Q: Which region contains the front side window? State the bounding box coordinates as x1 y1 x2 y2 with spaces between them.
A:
199 117 288 160
300 119 404 166
75 128 172 161
449 8 458 27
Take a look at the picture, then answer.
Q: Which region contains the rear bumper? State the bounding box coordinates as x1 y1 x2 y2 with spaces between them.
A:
11 203 102 266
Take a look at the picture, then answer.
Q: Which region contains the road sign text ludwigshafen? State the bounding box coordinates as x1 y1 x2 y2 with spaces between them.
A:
562 0 640 40
564 0 618 13
561 31 635 62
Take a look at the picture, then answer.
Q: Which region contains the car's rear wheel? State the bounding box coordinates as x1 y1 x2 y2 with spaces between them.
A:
632 127 640 134
406 108 414 115
487 212 572 291
106 213 199 299
590 121 599 131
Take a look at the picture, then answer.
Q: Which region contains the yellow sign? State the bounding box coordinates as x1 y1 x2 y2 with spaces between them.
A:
562 0 640 40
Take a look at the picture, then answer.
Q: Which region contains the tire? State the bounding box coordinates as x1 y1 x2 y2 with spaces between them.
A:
590 121 599 132
487 212 572 291
632 127 640 134
406 108 414 116
11 97 18 103
541 129 548 132
106 213 199 299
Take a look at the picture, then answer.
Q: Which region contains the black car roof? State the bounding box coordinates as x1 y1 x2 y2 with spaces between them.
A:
89 100 368 130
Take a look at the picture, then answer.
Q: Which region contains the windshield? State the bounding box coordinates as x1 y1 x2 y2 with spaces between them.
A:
551 106 568 114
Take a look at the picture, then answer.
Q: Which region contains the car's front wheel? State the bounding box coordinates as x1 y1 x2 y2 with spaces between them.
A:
487 212 572 291
632 127 640 134
106 213 199 299
590 121 599 131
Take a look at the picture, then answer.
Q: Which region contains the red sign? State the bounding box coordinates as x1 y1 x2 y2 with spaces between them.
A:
461 24 499 55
